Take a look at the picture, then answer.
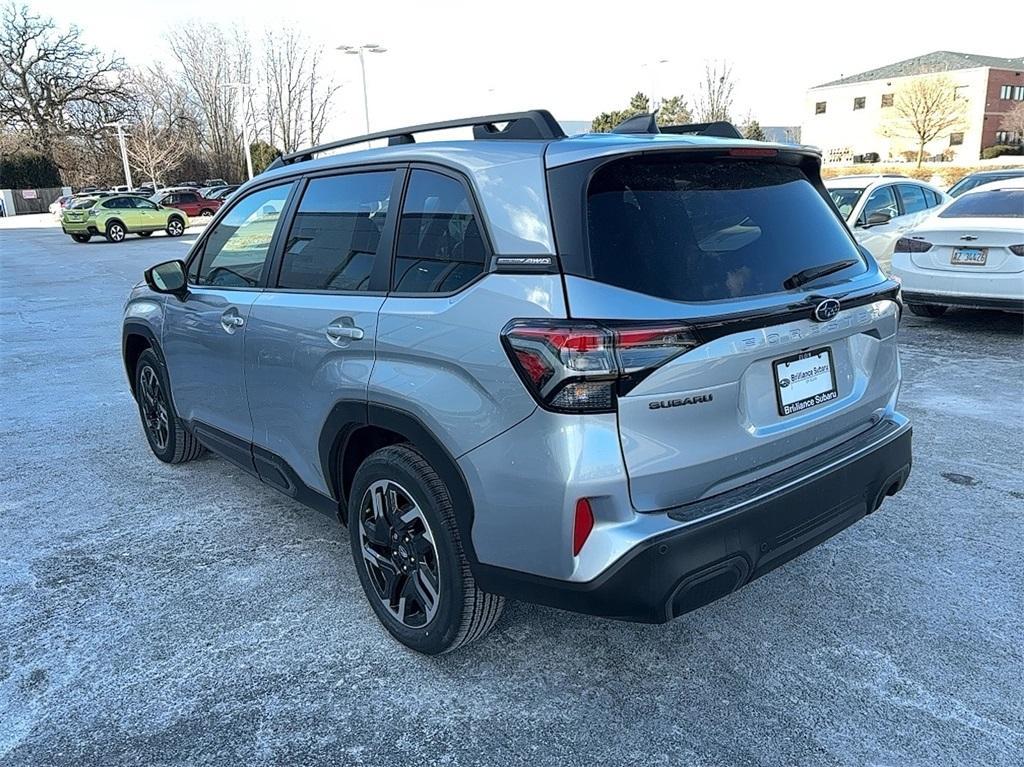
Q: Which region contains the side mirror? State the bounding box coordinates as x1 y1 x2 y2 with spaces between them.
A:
145 259 188 299
862 211 892 228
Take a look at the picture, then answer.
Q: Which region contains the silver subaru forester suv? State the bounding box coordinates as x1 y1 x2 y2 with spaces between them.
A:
123 110 912 654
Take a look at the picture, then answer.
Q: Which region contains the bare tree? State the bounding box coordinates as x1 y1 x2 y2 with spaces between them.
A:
695 60 736 123
0 3 132 159
126 69 193 188
1000 101 1024 143
882 75 968 167
166 22 251 180
262 28 339 153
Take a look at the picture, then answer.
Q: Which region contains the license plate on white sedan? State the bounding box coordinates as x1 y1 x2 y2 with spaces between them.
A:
773 348 838 417
951 247 987 265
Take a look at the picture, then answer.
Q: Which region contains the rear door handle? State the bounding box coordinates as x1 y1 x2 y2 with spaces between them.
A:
327 321 364 339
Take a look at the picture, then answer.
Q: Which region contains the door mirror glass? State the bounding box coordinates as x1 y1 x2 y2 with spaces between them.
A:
145 260 188 297
864 210 892 227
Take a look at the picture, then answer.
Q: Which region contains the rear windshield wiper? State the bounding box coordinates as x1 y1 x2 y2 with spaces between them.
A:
783 258 859 290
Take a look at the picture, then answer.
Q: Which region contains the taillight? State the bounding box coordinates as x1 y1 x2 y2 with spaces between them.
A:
894 237 932 253
728 147 778 158
1010 244 1024 256
502 319 700 413
573 498 594 556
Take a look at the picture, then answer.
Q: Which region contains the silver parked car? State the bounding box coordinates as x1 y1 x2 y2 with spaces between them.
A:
123 110 912 654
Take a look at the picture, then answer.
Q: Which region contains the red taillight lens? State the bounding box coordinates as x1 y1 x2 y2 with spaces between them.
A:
1010 244 1024 256
502 320 699 413
895 237 932 253
573 498 594 556
728 147 778 158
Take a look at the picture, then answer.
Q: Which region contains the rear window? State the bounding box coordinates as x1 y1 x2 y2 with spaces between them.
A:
939 190 1024 218
586 157 865 302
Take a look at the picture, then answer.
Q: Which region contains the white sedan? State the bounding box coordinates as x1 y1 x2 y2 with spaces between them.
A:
891 178 1024 317
826 175 949 270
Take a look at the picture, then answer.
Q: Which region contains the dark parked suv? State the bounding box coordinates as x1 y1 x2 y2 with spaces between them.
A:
123 110 912 653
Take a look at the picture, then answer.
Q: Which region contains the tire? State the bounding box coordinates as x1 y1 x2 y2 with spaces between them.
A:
199 208 214 218
105 221 126 243
348 444 504 654
166 217 185 237
134 349 204 464
908 303 948 318
70 233 91 243
138 231 153 237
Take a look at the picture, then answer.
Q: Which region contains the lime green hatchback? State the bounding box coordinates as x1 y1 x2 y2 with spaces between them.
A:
61 194 189 243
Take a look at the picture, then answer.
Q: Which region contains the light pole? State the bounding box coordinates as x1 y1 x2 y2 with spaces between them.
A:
103 121 133 189
641 58 670 111
337 44 387 134
221 82 254 180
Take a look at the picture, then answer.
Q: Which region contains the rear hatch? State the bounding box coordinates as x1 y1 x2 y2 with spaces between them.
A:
543 145 902 511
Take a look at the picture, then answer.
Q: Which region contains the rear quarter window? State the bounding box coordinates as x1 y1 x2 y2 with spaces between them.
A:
586 156 866 302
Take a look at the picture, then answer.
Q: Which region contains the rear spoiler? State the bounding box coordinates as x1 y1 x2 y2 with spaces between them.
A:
611 113 743 139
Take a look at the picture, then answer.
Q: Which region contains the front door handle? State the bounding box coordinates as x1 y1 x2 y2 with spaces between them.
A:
220 308 245 334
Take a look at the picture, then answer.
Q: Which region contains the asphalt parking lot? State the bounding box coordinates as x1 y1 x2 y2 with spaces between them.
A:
1 216 1022 766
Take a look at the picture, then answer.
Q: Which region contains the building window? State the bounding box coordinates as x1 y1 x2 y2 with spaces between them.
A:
815 101 827 115
1000 85 1011 99
880 93 894 108
954 85 969 101
1016 86 1024 101
853 97 866 110
949 132 964 146
995 130 1021 145
1000 84 1024 100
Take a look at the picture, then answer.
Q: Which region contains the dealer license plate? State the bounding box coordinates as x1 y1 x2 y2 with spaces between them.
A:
773 348 838 417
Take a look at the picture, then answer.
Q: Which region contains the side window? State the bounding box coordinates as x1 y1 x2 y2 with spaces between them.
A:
859 185 897 225
923 188 941 207
277 171 393 292
393 170 487 293
195 182 293 288
897 184 928 216
103 197 126 209
136 199 158 210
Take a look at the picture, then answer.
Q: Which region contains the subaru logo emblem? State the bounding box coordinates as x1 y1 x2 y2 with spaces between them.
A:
813 299 841 322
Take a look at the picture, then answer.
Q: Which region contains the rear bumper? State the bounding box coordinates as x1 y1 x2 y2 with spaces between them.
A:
902 291 1024 312
475 416 912 623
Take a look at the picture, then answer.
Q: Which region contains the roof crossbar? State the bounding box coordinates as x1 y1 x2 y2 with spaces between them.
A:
611 112 744 140
268 110 566 169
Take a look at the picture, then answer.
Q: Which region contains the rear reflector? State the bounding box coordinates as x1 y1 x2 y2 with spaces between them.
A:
573 498 594 556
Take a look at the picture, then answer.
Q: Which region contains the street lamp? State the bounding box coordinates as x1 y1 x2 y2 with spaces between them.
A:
641 58 670 111
103 121 133 189
337 44 387 134
221 82 254 180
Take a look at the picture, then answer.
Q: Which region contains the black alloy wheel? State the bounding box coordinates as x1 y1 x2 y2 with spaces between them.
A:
357 478 441 628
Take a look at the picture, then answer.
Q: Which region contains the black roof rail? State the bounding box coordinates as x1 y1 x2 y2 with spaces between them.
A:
610 112 744 140
267 110 566 170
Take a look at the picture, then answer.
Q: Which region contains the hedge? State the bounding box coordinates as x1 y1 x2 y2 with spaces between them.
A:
0 150 62 189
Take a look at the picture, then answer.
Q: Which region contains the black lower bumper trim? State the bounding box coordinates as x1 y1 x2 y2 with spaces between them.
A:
475 419 912 623
903 291 1024 312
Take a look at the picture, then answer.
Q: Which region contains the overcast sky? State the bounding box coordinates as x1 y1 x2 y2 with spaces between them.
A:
30 0 1021 140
